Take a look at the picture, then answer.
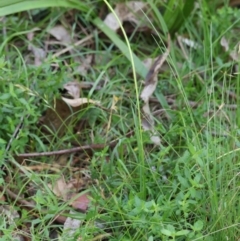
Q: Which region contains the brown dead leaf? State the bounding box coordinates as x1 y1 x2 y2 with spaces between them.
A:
49 176 91 211
63 81 81 99
75 55 93 76
27 30 46 66
220 36 229 52
39 98 79 136
71 192 90 212
230 0 240 7
48 176 70 201
104 1 147 32
61 97 101 107
48 25 93 76
0 191 5 202
39 80 101 136
47 25 72 44
140 34 171 145
0 205 20 225
63 210 82 237
220 36 240 61
28 45 46 66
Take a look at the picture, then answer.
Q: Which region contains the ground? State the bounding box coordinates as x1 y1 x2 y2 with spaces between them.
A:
0 1 239 241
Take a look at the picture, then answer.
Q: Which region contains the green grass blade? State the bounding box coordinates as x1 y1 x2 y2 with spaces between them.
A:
163 0 178 32
0 0 88 16
169 0 195 34
93 10 147 199
0 0 23 8
92 17 148 79
148 0 168 35
163 0 195 35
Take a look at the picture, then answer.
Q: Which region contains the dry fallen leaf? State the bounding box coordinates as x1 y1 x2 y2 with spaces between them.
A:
27 30 46 66
49 177 91 212
63 210 82 237
28 45 46 66
0 205 20 225
71 192 90 211
230 0 240 7
220 36 240 61
39 80 101 136
140 34 171 145
48 176 70 201
47 25 72 44
48 25 93 76
220 36 229 52
61 97 101 107
63 81 81 99
0 191 5 202
75 54 93 76
39 98 79 136
104 1 147 32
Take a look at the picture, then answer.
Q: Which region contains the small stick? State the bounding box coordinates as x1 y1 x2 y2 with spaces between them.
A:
17 140 118 158
52 34 93 58
16 131 134 158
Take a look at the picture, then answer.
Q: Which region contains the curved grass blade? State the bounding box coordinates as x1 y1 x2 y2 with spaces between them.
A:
0 0 88 17
169 0 195 34
92 17 148 79
163 0 195 35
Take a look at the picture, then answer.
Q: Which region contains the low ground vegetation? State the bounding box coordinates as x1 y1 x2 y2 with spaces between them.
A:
0 1 239 240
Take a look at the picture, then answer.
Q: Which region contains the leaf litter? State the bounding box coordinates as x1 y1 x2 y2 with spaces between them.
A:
39 80 100 137
47 25 72 44
27 29 46 66
104 1 148 32
220 36 240 62
61 80 101 107
140 34 171 145
48 176 91 212
47 24 94 76
1 1 230 240
2 3 167 239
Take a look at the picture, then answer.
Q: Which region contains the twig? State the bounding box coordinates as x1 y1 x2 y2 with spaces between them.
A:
17 142 115 158
17 131 134 158
52 34 93 58
2 186 34 208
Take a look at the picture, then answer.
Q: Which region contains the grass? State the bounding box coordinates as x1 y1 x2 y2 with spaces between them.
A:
0 0 240 240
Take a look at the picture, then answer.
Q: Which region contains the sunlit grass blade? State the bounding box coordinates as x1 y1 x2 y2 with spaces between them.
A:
0 0 88 16
92 17 148 79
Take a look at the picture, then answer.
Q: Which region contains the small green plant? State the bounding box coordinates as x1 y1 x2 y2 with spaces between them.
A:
0 1 239 240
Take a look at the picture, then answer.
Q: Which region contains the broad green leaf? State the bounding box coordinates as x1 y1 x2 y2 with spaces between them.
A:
0 0 22 8
0 138 6 144
193 220 204 231
176 230 190 236
161 228 172 237
167 224 175 233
